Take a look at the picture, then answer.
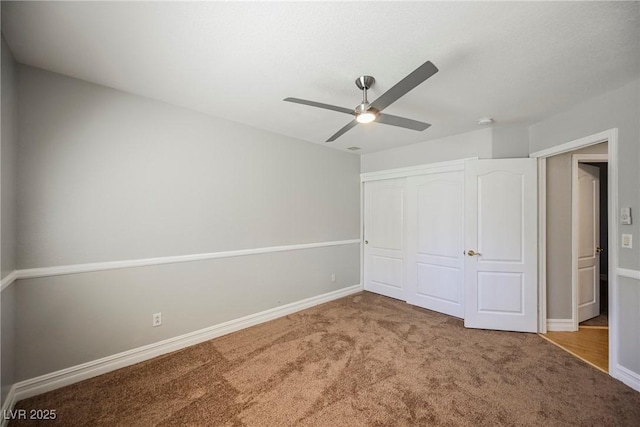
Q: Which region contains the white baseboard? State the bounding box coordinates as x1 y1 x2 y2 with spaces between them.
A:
614 364 640 393
10 284 362 403
546 319 575 331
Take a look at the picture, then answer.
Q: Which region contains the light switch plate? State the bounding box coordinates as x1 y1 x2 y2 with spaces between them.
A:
621 234 632 249
621 207 632 225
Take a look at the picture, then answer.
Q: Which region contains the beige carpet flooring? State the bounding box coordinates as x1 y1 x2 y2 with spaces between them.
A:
11 292 640 426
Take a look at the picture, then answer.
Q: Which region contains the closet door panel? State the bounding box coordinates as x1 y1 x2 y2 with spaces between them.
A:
364 179 405 300
406 172 464 318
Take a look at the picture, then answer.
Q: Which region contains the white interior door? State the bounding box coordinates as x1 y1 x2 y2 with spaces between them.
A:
464 159 538 332
364 179 405 300
577 163 600 323
406 172 464 318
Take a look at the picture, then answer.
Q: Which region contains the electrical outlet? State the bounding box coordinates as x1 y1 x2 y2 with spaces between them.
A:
153 312 162 327
331 273 336 282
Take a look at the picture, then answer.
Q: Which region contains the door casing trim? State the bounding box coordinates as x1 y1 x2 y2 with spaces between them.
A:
530 128 619 376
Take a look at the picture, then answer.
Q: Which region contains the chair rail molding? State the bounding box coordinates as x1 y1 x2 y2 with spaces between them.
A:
3 239 360 285
1 270 18 291
616 268 640 280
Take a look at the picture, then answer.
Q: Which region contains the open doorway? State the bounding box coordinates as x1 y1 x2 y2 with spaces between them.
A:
541 142 609 372
532 129 620 379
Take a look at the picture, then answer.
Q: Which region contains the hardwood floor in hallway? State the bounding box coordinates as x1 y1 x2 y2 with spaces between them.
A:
540 327 609 373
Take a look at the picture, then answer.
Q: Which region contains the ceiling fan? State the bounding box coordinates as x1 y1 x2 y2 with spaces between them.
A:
284 60 438 142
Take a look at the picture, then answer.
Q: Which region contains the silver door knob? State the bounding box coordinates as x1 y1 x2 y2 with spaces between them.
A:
467 250 481 256
596 247 604 254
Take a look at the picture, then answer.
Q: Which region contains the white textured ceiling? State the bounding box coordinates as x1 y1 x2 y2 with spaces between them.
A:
3 1 639 154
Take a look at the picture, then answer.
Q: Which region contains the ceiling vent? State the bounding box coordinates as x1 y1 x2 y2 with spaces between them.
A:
347 146 361 151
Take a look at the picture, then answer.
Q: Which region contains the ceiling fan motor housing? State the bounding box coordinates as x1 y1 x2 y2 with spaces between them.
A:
355 75 375 90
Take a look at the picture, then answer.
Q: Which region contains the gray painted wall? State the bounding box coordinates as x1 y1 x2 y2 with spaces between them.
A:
618 276 640 373
14 65 361 380
545 143 607 319
1 35 18 406
1 36 17 279
360 128 493 172
492 125 529 158
530 78 640 375
1 284 15 401
17 65 360 268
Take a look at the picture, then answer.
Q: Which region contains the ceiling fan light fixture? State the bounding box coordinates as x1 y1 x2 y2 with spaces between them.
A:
356 110 377 124
355 102 377 123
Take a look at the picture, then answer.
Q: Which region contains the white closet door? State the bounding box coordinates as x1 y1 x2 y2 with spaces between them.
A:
406 172 464 318
464 159 538 333
364 179 405 300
